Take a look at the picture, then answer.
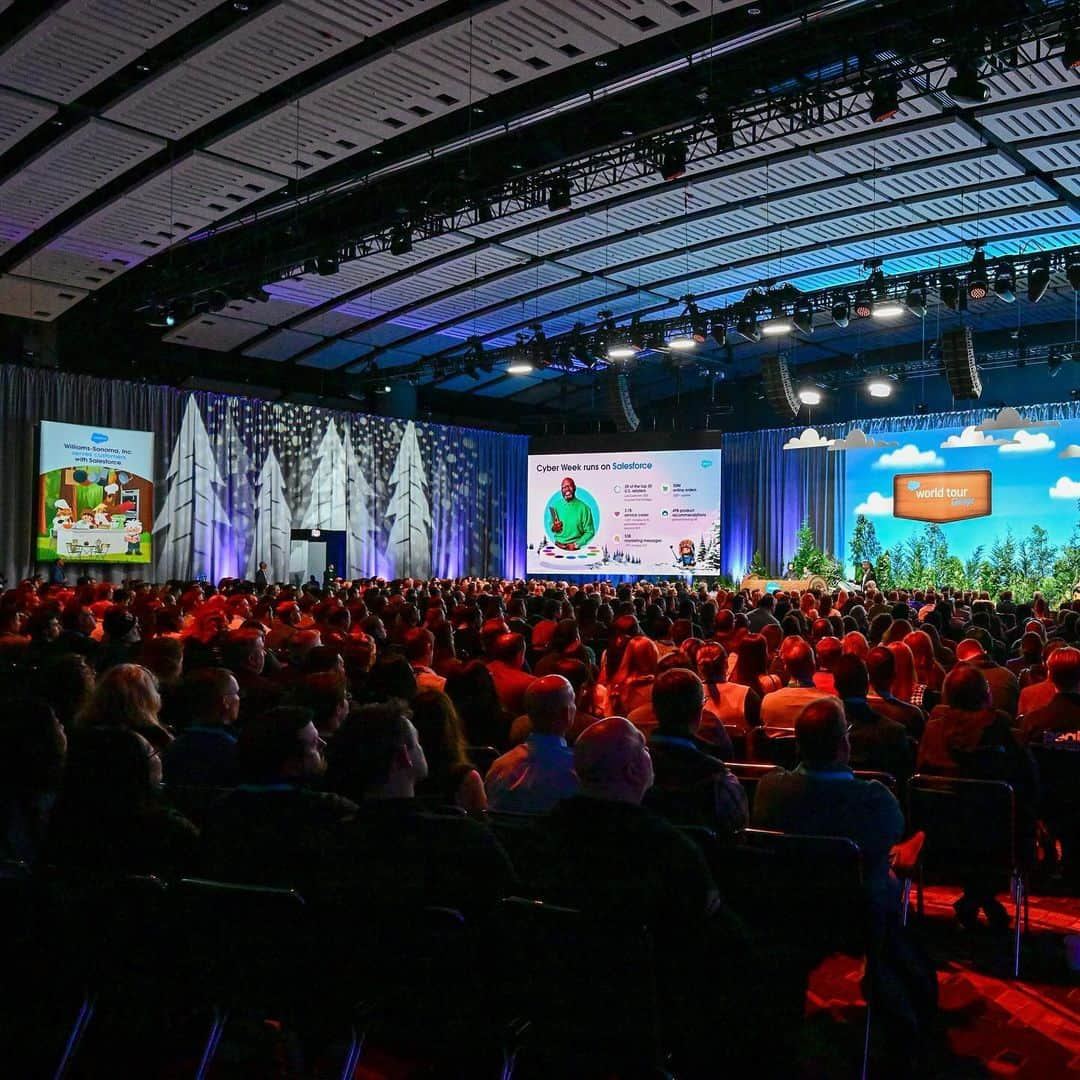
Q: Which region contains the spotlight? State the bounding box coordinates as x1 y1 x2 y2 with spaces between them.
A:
867 378 893 398
507 335 534 374
1068 252 1080 290
530 326 553 369
547 176 572 212
869 77 899 122
712 109 735 153
315 252 339 276
474 198 494 224
165 311 176 327
798 386 822 405
687 301 708 342
710 318 727 346
831 299 850 327
1048 350 1063 378
390 224 412 255
904 282 927 317
967 248 988 300
467 336 492 374
208 290 228 312
302 258 318 275
872 299 905 319
1063 28 1079 71
1027 252 1050 302
940 276 959 310
992 261 1016 303
793 298 814 335
607 321 639 360
660 139 688 181
867 268 887 297
854 289 874 318
761 315 793 336
947 59 990 104
666 330 698 350
735 308 761 342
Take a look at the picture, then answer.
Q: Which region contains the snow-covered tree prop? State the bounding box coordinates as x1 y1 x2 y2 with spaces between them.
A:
385 421 432 577
344 426 376 579
302 420 348 530
246 447 291 582
153 396 232 580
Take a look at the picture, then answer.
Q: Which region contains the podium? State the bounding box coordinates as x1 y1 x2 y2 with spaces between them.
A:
740 574 828 595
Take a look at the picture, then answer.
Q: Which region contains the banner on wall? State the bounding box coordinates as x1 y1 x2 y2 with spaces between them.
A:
37 420 154 564
526 449 721 576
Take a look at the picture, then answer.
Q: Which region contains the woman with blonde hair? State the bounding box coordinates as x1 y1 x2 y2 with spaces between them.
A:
697 643 761 739
904 630 945 692
78 663 173 752
885 641 918 704
608 636 660 717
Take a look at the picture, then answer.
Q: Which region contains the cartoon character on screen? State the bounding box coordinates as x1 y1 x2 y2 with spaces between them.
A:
51 499 73 541
675 538 696 569
124 518 143 556
92 503 113 528
79 511 96 529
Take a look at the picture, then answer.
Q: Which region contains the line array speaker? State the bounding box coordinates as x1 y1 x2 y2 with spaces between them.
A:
762 354 798 420
942 327 981 400
605 369 639 432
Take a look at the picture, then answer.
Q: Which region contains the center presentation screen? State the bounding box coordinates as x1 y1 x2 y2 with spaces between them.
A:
526 449 721 576
37 420 155 565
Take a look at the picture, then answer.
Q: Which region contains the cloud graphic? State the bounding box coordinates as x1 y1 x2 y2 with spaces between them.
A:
976 406 1059 432
940 426 1009 449
907 480 921 491
873 444 944 469
999 430 1056 453
828 428 898 452
854 491 895 515
1049 476 1080 499
783 427 834 450
1059 445 1080 459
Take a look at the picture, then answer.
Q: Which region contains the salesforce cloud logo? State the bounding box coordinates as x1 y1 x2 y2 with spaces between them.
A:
90 432 108 444
700 459 713 468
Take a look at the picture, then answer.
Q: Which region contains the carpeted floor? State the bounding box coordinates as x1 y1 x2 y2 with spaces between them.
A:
802 884 1080 1079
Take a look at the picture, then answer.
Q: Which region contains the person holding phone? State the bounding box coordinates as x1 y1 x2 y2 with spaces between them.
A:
549 476 596 551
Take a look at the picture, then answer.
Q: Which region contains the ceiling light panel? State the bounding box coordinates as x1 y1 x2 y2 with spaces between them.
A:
0 274 88 322
0 88 57 156
0 0 218 103
0 120 165 256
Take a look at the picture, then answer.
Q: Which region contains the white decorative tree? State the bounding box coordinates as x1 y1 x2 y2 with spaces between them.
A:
385 421 432 578
223 406 254 577
246 447 292 582
153 395 231 580
344 426 375 578
301 419 347 530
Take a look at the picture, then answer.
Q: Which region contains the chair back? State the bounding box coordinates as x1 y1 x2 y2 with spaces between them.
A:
175 877 308 1010
726 761 780 806
486 809 541 868
160 784 232 827
494 896 666 1072
465 745 500 776
907 774 1016 879
724 829 865 954
1029 743 1080 824
723 725 748 760
852 769 898 794
758 730 799 769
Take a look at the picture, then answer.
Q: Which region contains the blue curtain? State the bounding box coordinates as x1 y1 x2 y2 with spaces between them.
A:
721 424 846 581
1 364 527 585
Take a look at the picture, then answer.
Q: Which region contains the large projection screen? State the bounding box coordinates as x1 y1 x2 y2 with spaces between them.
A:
527 448 721 576
37 421 155 565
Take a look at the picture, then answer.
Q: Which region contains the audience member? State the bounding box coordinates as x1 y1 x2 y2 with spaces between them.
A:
411 688 487 814
161 667 240 787
1020 645 1080 743
759 638 838 728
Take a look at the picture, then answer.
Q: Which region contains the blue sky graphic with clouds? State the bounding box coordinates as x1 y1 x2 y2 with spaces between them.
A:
845 414 1080 559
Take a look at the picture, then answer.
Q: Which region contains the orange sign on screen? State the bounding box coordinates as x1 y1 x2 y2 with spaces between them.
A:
892 470 992 524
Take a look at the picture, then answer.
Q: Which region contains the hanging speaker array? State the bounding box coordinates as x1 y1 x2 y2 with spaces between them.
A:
762 354 799 420
941 327 981 400
605 369 640 432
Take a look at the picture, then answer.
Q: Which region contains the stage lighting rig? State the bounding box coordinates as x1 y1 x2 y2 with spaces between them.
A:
793 298 814 335
992 262 1016 303
869 77 899 122
660 139 688 181
904 281 927 318
735 307 761 342
547 176 572 212
1064 26 1079 71
831 299 850 327
967 247 989 300
854 288 874 318
947 57 990 103
1068 251 1080 290
1027 253 1051 302
940 276 959 311
685 299 709 342
710 318 727 347
711 109 735 153
390 224 413 256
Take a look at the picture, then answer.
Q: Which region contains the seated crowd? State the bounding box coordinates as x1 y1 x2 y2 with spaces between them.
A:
0 572 1074 1071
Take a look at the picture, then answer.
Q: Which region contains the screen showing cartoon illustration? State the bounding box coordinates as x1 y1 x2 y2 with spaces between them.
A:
526 449 721 576
37 421 154 564
842 408 1080 589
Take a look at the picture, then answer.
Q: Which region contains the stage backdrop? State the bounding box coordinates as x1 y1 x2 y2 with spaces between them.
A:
0 365 527 586
722 400 1080 589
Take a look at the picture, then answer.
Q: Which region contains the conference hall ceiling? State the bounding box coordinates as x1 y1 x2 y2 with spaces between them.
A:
0 0 1078 430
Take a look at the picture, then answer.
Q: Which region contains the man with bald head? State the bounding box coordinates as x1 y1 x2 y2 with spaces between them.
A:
484 674 578 812
759 637 840 729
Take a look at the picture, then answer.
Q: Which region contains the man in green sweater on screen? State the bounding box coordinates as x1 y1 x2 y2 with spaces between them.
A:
550 476 596 550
